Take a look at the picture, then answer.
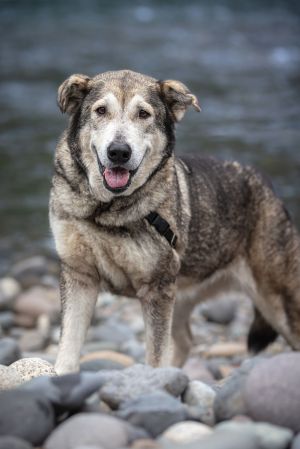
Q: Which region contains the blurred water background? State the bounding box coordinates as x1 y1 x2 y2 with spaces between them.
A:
0 0 299 274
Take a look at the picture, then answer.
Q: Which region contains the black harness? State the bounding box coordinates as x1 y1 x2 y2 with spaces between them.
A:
145 211 177 249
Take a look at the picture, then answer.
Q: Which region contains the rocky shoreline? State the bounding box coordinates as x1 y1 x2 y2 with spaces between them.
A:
0 255 299 449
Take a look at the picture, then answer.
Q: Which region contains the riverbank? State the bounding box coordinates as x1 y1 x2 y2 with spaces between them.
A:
0 255 299 448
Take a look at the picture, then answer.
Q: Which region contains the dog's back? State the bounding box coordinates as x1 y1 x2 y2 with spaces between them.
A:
173 155 300 363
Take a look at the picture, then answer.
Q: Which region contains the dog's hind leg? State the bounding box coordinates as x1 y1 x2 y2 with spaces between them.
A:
249 198 300 351
55 266 99 374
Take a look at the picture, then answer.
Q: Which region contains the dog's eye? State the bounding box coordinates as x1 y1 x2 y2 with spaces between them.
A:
139 109 151 119
96 106 106 115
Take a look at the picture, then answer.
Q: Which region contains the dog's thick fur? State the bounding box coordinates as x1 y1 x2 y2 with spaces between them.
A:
50 70 300 374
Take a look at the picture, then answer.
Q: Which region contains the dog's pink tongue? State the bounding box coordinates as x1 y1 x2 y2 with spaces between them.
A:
104 167 130 189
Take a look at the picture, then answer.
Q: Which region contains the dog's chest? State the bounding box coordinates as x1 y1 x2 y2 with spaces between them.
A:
92 227 161 293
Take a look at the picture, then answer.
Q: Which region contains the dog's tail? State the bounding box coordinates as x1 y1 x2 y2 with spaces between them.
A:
247 307 278 353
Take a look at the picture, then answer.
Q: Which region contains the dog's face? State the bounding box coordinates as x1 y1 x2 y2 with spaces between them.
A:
58 70 200 202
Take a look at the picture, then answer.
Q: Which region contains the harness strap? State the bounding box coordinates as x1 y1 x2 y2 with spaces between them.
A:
145 211 177 248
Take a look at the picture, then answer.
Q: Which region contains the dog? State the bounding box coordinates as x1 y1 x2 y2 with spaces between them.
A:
50 69 300 374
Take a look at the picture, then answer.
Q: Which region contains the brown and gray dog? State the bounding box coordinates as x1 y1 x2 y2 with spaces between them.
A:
50 69 300 374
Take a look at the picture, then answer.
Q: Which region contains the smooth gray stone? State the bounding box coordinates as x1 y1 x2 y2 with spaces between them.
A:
244 352 300 432
0 390 54 445
201 297 236 324
160 428 258 449
22 371 110 411
214 355 266 422
291 433 300 449
44 413 130 449
0 338 21 365
0 436 33 449
0 435 33 449
118 391 187 437
80 359 125 372
216 421 293 449
87 318 135 345
99 363 189 409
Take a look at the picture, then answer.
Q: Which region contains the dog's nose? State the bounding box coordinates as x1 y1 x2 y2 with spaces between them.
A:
107 142 132 164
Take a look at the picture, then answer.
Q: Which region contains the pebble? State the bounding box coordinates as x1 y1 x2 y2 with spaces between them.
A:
0 338 21 365
183 380 216 426
182 357 215 383
19 329 47 352
0 311 15 330
183 380 216 407
14 286 60 322
22 371 108 411
160 421 212 444
99 364 189 409
0 277 21 310
292 434 300 449
213 367 247 422
0 390 55 445
216 421 293 449
119 339 145 361
204 342 247 358
11 256 59 289
213 355 266 422
117 391 187 437
0 365 22 390
13 314 36 328
80 350 134 368
188 428 258 449
201 297 236 325
0 436 33 449
244 352 300 432
87 318 136 345
44 413 132 449
10 357 56 382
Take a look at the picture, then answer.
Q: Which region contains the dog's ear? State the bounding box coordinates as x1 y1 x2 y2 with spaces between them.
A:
159 79 200 122
58 74 91 114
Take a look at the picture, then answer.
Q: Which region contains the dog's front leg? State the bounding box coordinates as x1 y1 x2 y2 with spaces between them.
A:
138 283 176 367
55 266 99 375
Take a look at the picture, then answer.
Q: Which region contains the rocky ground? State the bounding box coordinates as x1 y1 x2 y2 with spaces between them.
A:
0 255 299 449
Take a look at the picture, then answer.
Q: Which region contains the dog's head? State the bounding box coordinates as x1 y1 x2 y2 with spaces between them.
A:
58 70 200 201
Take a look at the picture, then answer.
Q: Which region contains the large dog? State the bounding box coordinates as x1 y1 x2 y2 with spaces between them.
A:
50 70 300 374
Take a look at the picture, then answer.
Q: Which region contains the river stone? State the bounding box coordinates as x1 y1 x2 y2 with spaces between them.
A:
160 421 212 444
0 436 33 449
80 350 134 371
88 318 136 345
184 380 216 404
44 413 130 449
291 434 300 449
214 355 265 422
0 311 15 330
117 391 187 437
244 352 300 432
10 357 56 382
0 338 21 365
22 371 109 411
216 421 293 449
201 297 236 324
13 286 60 321
182 357 215 383
0 277 21 310
0 365 22 390
99 364 188 409
11 256 59 289
0 390 55 445
183 380 216 425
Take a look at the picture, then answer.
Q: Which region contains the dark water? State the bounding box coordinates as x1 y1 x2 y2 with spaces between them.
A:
0 0 300 274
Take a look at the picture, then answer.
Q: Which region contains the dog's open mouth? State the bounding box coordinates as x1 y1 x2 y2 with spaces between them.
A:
103 167 130 190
